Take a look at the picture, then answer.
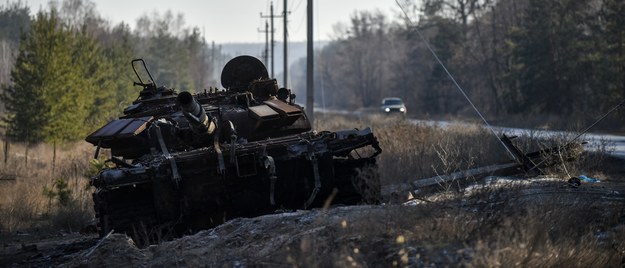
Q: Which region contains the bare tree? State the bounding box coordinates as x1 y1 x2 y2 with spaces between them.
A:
323 11 395 108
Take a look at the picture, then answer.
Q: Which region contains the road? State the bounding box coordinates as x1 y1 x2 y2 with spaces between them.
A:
317 108 625 159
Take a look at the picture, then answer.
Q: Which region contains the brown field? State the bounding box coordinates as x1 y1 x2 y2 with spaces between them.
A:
0 142 95 233
1 113 624 267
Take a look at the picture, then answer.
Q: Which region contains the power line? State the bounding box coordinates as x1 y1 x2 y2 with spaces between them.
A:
292 0 305 13
527 97 625 173
395 0 518 163
258 20 270 67
261 2 282 78
290 8 307 35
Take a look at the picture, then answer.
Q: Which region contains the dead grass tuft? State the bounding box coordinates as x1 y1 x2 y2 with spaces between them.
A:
468 193 625 267
2 113 624 267
0 141 96 234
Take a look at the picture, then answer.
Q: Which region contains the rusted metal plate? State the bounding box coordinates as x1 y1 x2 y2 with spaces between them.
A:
88 119 133 138
117 117 152 138
263 99 303 125
263 99 302 116
86 116 152 146
248 104 280 120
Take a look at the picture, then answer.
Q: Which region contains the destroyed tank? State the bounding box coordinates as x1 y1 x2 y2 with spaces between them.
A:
86 56 382 245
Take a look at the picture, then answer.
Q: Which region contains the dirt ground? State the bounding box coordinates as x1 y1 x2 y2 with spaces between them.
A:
1 154 624 267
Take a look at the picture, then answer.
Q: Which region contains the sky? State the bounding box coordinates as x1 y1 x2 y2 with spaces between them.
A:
24 0 401 43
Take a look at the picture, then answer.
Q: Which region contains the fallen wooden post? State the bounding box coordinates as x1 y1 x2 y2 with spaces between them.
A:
382 135 584 200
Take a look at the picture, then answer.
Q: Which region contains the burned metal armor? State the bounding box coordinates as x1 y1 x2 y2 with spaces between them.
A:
86 56 381 245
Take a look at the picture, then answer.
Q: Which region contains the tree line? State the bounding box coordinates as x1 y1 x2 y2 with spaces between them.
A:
0 0 224 143
291 0 625 130
2 0 624 144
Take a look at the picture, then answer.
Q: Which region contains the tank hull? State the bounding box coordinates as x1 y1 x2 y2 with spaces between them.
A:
87 57 382 245
92 129 381 245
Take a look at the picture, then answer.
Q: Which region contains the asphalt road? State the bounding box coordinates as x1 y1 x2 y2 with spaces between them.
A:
317 108 625 159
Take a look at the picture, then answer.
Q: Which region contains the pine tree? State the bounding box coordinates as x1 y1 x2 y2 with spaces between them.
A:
2 10 115 143
103 23 140 110
601 0 625 100
508 0 594 115
2 11 71 142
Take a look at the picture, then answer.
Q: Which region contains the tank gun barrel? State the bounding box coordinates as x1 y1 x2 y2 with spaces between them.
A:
177 91 215 134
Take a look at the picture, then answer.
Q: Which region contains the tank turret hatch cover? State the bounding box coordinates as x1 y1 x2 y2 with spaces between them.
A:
221 55 269 90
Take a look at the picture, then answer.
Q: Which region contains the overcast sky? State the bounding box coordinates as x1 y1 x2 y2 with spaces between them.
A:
24 0 401 43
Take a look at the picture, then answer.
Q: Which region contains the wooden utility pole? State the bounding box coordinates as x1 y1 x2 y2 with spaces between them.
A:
306 0 314 125
283 0 288 88
258 20 270 67
261 2 281 78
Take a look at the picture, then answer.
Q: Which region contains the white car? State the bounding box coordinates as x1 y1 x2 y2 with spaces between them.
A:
380 97 406 115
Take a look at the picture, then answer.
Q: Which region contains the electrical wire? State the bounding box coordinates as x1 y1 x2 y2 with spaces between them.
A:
290 9 307 36
566 98 625 146
528 97 625 172
396 0 625 172
292 0 305 13
394 0 518 162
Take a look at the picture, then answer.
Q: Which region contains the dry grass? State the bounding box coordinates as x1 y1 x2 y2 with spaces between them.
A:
2 113 624 267
308 113 625 266
317 113 529 185
468 203 624 267
255 188 624 267
182 186 622 267
0 141 96 233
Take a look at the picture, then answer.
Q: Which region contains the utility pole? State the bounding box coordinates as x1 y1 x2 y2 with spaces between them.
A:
201 28 206 90
306 0 314 124
283 0 288 88
211 41 216 85
261 2 281 78
258 20 270 67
